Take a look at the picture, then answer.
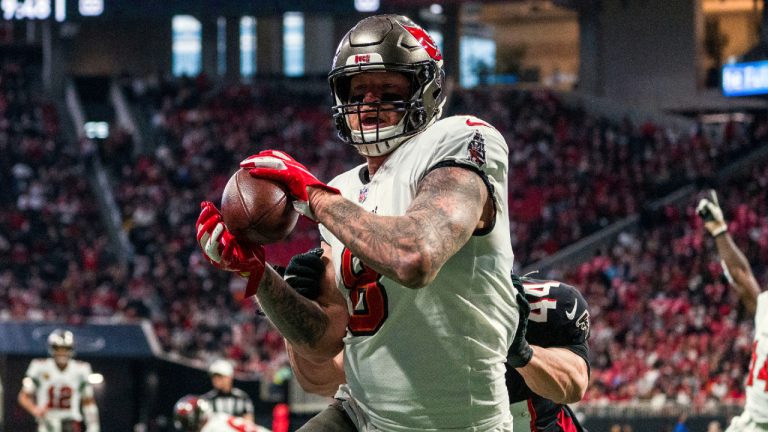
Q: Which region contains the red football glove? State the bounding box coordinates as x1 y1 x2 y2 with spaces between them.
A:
240 150 339 220
196 201 265 297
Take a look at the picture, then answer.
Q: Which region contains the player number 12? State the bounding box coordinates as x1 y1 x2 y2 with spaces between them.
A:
47 385 73 409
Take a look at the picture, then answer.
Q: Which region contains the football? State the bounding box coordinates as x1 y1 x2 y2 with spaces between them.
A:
220 168 299 244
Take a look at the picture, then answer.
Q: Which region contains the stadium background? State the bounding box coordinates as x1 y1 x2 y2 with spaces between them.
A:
1 0 767 430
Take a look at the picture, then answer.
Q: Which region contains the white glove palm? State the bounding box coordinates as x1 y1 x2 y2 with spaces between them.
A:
696 190 727 237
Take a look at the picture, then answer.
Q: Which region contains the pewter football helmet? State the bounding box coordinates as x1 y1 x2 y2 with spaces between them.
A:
47 329 74 355
173 395 211 431
329 14 446 156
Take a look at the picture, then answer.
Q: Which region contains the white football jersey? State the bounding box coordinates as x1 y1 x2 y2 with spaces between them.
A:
319 115 518 431
22 358 94 425
509 401 531 431
745 291 768 422
201 413 271 432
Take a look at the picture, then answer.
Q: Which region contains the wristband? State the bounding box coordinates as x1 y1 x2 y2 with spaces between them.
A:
711 225 728 238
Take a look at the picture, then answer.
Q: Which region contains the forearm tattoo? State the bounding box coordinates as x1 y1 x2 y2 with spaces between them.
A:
315 166 486 283
257 270 330 347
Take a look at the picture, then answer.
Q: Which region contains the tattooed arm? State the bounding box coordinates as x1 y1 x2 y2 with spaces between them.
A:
309 166 493 288
256 242 348 362
287 343 346 397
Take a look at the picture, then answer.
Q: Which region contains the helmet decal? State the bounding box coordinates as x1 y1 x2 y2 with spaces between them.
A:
345 52 384 66
402 25 442 61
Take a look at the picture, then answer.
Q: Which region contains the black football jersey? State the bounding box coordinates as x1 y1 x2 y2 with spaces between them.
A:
506 277 591 432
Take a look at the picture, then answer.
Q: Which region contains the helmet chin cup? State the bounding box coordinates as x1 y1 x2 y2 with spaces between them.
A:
348 116 408 156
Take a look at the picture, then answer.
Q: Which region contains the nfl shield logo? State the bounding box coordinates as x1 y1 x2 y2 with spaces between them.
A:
467 131 486 166
358 186 369 203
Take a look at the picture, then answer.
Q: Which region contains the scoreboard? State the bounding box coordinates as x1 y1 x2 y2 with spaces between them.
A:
722 60 768 97
1 0 376 21
1 0 103 21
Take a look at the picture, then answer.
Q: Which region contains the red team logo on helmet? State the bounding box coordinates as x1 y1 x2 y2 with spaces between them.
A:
403 25 442 61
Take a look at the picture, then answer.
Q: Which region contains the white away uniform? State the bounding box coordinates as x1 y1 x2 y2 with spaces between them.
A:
201 412 271 432
727 291 768 431
319 115 519 431
22 358 95 432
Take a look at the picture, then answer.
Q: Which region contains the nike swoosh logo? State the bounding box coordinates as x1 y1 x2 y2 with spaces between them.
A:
565 302 578 320
466 118 492 128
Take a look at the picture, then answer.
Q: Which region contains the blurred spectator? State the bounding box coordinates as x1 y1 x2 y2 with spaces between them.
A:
674 413 689 432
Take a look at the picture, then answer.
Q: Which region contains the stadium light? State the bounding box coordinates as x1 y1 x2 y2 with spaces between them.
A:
88 373 104 385
84 121 109 139
55 0 65 21
79 0 103 16
355 0 379 12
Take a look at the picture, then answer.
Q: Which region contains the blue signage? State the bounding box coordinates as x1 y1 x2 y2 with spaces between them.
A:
0 321 156 358
722 60 768 97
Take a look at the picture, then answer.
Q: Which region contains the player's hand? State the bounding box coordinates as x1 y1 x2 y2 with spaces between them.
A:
506 274 534 368
284 248 325 300
240 150 339 220
196 201 266 297
696 190 728 237
32 405 47 418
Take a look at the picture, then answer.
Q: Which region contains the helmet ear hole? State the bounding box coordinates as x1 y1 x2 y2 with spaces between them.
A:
419 66 433 83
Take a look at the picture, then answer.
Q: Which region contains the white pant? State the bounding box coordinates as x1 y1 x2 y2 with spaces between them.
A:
335 385 378 432
726 412 768 432
334 384 513 432
37 418 80 432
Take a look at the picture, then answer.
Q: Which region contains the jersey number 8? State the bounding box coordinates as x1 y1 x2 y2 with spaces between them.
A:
340 248 388 336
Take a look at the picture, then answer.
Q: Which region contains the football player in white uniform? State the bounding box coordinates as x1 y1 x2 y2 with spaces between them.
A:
173 395 271 432
197 14 519 431
17 329 100 432
280 251 590 431
698 191 768 431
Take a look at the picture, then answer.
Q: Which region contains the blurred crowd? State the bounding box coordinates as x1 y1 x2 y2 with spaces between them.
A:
1 64 767 411
449 88 766 266
0 57 120 324
570 164 768 411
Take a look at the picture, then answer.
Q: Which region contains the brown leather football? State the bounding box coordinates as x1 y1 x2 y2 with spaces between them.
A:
220 168 298 244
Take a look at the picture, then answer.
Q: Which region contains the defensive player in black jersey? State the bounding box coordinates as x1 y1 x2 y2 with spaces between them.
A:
506 275 591 432
278 250 591 431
